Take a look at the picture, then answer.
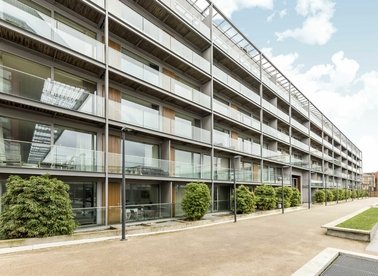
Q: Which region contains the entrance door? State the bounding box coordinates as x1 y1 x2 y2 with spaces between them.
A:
216 185 231 211
292 176 301 191
108 182 120 224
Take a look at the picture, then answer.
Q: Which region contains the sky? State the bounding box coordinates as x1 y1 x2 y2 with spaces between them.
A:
213 0 378 172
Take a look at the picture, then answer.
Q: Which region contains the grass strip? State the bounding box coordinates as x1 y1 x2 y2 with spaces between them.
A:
337 208 378 231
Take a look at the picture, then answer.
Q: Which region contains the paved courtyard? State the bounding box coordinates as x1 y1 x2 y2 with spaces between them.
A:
1 198 378 275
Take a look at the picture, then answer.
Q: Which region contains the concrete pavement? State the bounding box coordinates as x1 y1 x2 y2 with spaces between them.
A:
0 198 377 276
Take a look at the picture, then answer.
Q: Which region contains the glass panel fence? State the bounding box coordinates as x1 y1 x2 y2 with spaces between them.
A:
0 0 105 62
108 0 210 73
0 139 104 172
0 66 104 117
109 48 210 109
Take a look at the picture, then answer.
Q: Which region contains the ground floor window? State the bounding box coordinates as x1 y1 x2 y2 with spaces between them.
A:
68 182 97 226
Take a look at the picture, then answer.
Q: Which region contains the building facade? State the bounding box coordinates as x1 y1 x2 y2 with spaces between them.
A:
0 0 363 226
362 172 377 192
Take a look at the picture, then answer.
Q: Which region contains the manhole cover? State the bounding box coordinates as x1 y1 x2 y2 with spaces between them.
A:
321 253 378 276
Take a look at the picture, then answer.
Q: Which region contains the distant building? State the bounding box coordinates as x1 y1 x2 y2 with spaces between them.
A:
363 172 378 192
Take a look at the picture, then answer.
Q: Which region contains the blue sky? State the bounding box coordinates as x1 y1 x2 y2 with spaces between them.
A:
213 0 378 172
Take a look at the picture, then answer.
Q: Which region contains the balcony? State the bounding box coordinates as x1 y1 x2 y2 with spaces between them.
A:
310 131 322 144
87 0 105 9
108 100 211 144
291 138 309 152
261 74 290 102
0 139 103 172
213 28 260 80
262 149 290 163
311 179 323 187
159 0 210 38
213 131 261 156
108 0 210 73
108 154 211 179
291 156 308 168
291 98 308 117
213 66 260 105
214 168 261 182
109 48 210 109
310 147 322 158
310 112 322 127
213 99 260 131
311 164 322 172
262 124 290 143
262 99 289 122
323 139 333 149
0 66 104 117
0 0 105 62
291 118 308 134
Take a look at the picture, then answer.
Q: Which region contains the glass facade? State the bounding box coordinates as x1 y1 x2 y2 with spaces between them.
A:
69 182 97 226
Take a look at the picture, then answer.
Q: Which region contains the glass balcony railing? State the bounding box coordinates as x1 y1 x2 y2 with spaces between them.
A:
291 156 308 168
291 118 308 134
159 0 210 38
310 112 322 127
108 153 211 179
291 138 309 152
213 99 260 130
262 124 290 143
291 98 308 117
261 74 290 102
311 164 322 172
0 66 104 117
0 0 105 62
0 139 104 172
213 28 260 80
108 100 211 144
310 131 322 144
213 131 261 156
214 168 261 182
213 66 260 105
324 139 333 149
262 148 290 163
109 48 210 109
311 179 323 187
87 0 105 8
108 0 210 73
310 147 323 158
262 99 289 122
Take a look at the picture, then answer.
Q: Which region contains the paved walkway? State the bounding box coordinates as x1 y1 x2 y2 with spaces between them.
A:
0 198 377 276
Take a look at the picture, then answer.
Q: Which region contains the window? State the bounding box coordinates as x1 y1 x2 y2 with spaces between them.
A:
175 149 201 178
214 127 230 147
214 156 230 180
68 182 97 226
174 113 199 139
55 13 96 39
125 140 160 169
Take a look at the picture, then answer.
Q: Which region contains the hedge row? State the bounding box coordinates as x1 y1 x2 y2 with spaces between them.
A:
314 189 368 203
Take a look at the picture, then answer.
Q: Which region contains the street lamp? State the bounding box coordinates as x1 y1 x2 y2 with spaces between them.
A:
121 127 127 241
233 156 241 223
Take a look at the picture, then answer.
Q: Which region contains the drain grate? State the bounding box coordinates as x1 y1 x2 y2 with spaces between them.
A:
321 253 378 276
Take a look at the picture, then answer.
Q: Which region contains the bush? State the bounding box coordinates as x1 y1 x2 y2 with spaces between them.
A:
332 189 339 201
351 190 357 199
338 189 345 200
255 185 276 210
314 189 325 203
275 186 293 208
291 188 301 207
0 175 76 239
182 182 211 220
346 189 352 199
325 189 334 202
231 185 256 214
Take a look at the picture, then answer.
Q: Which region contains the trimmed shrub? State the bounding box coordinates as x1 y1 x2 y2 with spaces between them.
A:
338 189 345 200
314 189 325 203
325 189 334 202
275 186 293 208
0 175 76 239
231 185 256 214
291 188 301 207
255 185 276 210
182 182 211 220
346 189 352 199
351 190 357 199
332 189 339 201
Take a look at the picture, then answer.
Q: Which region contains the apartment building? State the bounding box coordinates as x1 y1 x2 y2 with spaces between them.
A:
0 0 363 226
362 172 377 192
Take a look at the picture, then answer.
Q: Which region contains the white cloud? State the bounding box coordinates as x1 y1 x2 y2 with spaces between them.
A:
213 0 274 18
275 0 336 45
264 49 378 172
266 9 288 22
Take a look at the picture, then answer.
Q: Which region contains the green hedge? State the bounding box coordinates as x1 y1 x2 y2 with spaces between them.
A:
232 185 256 214
0 175 76 239
291 188 301 207
325 189 334 202
275 186 293 208
182 182 211 220
255 185 276 210
314 189 325 203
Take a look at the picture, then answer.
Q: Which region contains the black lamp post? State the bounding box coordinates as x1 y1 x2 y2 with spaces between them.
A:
233 156 241 223
121 127 127 241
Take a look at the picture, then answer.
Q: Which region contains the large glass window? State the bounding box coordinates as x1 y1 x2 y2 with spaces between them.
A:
69 182 97 226
174 149 201 178
214 156 230 180
214 127 230 147
174 113 199 139
126 184 159 205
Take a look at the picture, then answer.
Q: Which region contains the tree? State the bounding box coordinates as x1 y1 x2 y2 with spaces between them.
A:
181 182 211 220
231 185 256 214
275 186 293 208
255 185 276 210
0 175 76 239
